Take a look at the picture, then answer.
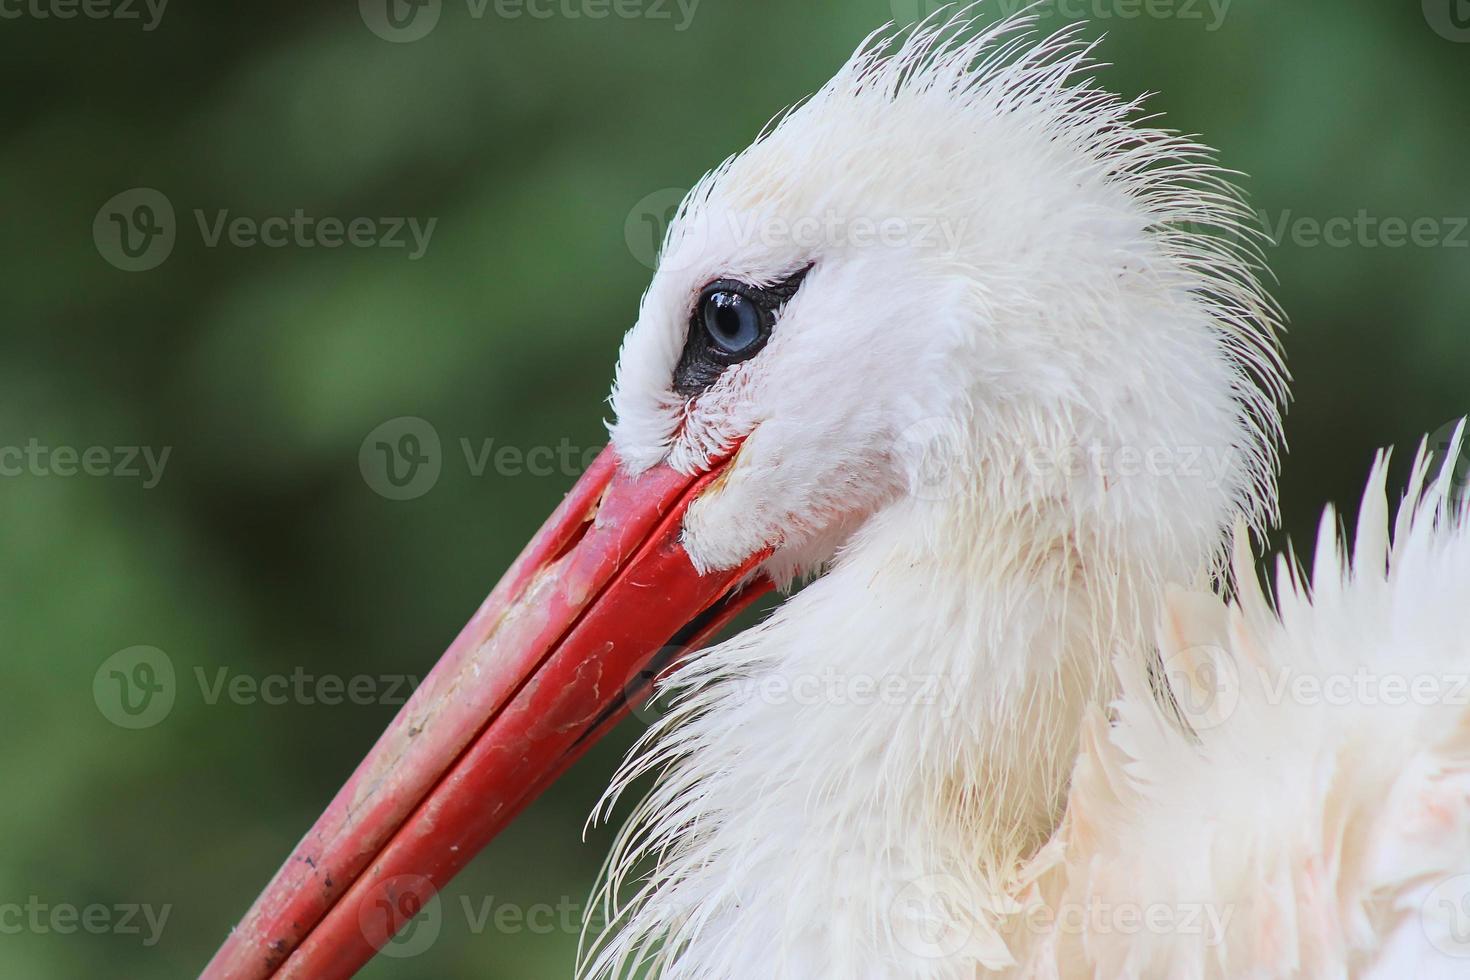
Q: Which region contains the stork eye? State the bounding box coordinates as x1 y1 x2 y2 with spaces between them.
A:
700 290 763 356
672 265 812 398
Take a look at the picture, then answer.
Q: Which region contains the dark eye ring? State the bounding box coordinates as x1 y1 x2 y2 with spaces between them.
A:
672 266 812 398
698 286 767 359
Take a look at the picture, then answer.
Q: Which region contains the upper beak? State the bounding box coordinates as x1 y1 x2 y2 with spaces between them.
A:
201 444 769 980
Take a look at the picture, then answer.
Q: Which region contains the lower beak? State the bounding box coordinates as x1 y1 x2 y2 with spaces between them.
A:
202 445 768 980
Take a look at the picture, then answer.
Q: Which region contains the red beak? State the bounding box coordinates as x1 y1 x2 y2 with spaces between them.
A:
201 445 769 979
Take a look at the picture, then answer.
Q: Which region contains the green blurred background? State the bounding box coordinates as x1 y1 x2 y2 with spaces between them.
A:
2 0 1467 976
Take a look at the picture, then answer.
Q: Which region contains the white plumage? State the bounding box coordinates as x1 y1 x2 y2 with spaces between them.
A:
1017 434 1470 979
569 8 1466 978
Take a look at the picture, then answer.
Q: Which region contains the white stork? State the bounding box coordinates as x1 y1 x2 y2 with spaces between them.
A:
202 10 1470 979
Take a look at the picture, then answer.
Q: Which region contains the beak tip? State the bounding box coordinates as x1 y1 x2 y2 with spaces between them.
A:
205 446 770 978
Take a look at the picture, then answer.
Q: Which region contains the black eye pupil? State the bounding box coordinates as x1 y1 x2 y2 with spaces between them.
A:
702 291 761 354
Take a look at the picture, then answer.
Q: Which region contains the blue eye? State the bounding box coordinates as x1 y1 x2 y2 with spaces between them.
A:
701 290 763 355
672 267 812 398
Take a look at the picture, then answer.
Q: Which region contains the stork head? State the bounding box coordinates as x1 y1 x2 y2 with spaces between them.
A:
611 16 1282 588
204 15 1285 979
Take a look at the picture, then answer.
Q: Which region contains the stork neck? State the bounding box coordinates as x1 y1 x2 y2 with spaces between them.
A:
762 500 1125 861
593 495 1153 977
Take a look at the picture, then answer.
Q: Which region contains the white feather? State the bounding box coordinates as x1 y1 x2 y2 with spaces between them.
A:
583 7 1287 978
1024 431 1470 979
